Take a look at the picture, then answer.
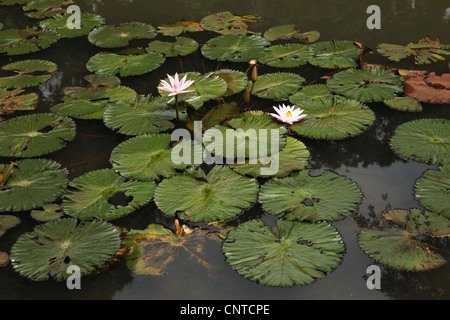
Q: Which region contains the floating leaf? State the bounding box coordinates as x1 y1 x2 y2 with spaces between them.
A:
403 72 450 104
263 24 300 41
213 69 248 97
40 12 105 38
0 59 57 89
188 101 240 132
229 136 310 178
0 27 59 55
414 166 450 218
297 30 320 44
358 208 450 271
201 34 270 62
86 52 165 77
110 134 199 181
308 40 362 69
146 37 198 57
157 21 203 37
0 113 76 158
200 11 260 35
88 22 156 48
0 215 20 237
10 218 121 280
222 219 344 287
289 84 333 105
62 169 155 221
383 96 422 112
0 159 68 212
259 44 313 68
30 204 63 222
23 0 72 19
251 72 306 99
377 37 450 64
0 88 38 117
390 118 450 166
326 67 404 102
259 170 362 222
154 165 258 223
290 96 375 140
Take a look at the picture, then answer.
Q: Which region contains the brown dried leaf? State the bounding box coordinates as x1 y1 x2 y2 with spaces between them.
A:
404 72 450 104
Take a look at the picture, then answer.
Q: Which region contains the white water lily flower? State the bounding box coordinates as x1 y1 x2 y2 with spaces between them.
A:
270 104 307 124
158 73 195 96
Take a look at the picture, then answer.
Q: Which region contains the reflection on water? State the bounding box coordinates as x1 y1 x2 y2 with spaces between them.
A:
0 0 449 300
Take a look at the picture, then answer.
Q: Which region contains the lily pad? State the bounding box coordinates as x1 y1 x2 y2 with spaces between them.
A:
263 24 301 41
23 0 72 19
110 134 199 181
0 159 68 212
290 96 375 140
40 12 105 38
62 169 155 221
0 59 57 89
383 96 422 112
0 27 59 55
200 11 260 35
377 37 450 64
358 208 450 271
10 218 121 280
88 22 156 48
251 72 306 99
229 136 310 178
259 44 313 68
30 204 63 222
154 165 258 223
0 88 38 117
157 21 203 37
0 113 76 158
0 215 20 237
213 69 248 97
308 40 362 69
390 118 450 166
86 52 165 77
289 84 333 105
403 72 450 104
326 67 404 103
146 37 198 57
201 34 270 62
259 170 362 222
414 166 450 218
222 219 345 287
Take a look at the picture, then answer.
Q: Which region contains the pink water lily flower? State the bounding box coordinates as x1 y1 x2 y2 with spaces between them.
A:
270 104 307 125
158 73 195 96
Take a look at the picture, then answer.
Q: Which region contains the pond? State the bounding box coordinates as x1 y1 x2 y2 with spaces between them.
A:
0 0 449 301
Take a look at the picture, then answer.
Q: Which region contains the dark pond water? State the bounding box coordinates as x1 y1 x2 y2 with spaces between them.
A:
0 0 449 300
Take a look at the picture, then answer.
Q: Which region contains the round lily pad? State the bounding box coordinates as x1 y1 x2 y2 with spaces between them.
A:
88 22 156 48
200 11 259 35
0 113 76 158
326 67 404 103
222 219 345 287
154 165 259 222
308 40 362 69
390 118 450 166
0 215 20 237
414 166 450 218
0 159 68 212
213 69 248 97
259 44 313 68
0 27 59 55
30 204 64 222
62 169 155 221
146 37 199 57
289 84 333 105
290 96 375 140
259 170 362 222
251 72 305 99
22 0 71 19
40 12 106 38
383 96 422 112
358 208 450 271
0 59 57 89
10 218 121 280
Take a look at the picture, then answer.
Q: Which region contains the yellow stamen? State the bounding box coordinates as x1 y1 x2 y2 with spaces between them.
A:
285 111 293 118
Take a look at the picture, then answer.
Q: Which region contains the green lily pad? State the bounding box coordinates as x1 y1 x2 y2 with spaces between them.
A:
23 0 72 19
200 11 260 35
157 21 203 37
358 208 450 271
308 40 362 69
86 51 165 77
290 96 375 140
40 12 105 38
326 67 404 103
187 101 240 132
146 37 198 57
110 134 199 181
0 59 57 89
0 88 38 117
88 22 156 48
0 113 76 158
222 219 345 287
0 159 68 212
30 204 63 222
251 72 306 99
213 69 248 97
383 96 422 112
10 218 121 280
259 170 362 222
0 27 59 55
201 34 270 62
414 166 450 218
62 169 155 221
263 24 301 41
0 215 20 237
259 44 313 68
289 84 333 105
390 118 450 166
229 136 310 178
154 165 258 222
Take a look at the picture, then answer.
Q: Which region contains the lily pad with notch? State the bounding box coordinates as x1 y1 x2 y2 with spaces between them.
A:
0 59 57 89
23 0 72 19
157 21 203 37
289 84 333 105
383 96 422 112
0 27 59 55
308 40 362 69
200 11 260 35
146 37 199 57
251 72 306 99
88 22 157 48
40 12 105 38
259 44 313 68
212 69 248 97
